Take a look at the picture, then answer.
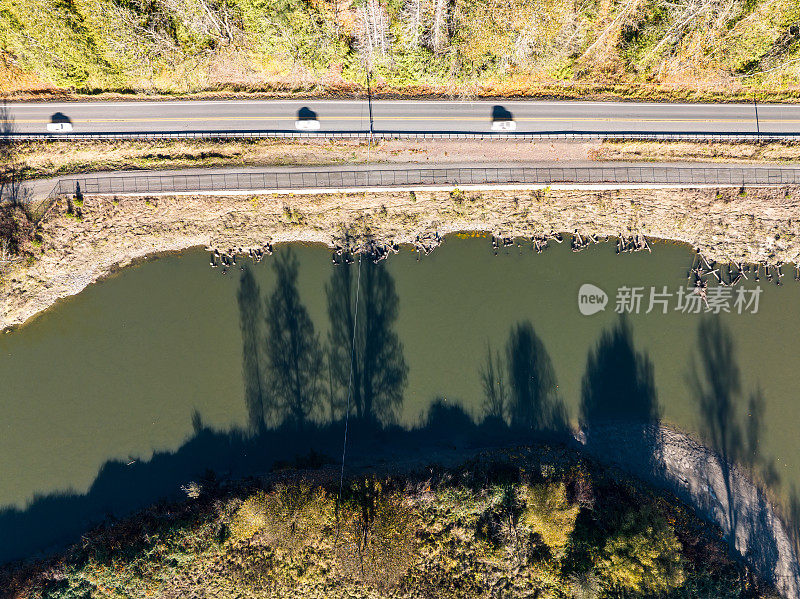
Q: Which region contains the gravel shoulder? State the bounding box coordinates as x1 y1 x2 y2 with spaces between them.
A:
15 139 599 182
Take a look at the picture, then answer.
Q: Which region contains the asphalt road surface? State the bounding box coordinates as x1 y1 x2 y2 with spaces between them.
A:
6 100 800 135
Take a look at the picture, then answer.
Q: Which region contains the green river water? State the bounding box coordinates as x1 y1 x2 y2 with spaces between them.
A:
1 236 798 560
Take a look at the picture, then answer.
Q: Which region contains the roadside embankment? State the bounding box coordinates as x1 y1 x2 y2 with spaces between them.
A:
11 139 800 182
14 139 597 181
594 140 800 164
3 185 800 330
3 0 800 105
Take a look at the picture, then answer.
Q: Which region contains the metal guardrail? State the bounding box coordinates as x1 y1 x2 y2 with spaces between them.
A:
5 130 800 142
48 166 800 198
24 164 800 223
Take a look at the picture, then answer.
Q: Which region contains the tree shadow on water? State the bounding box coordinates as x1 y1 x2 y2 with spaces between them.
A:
690 317 742 525
239 247 408 432
264 250 324 429
689 317 787 579
479 340 506 425
326 253 408 425
238 266 267 433
578 316 663 485
506 321 567 433
478 321 569 440
0 251 556 565
0 398 528 566
580 316 660 429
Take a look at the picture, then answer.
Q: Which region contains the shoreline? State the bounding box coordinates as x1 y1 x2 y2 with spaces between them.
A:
580 422 800 597
4 185 800 330
330 420 800 596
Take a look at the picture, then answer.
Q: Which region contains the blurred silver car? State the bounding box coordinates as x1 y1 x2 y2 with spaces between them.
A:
295 119 321 130
46 122 73 133
491 120 516 132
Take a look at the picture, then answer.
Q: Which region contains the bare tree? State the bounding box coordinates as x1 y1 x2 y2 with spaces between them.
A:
0 102 33 277
403 0 423 49
357 0 390 66
0 239 20 273
399 0 438 52
432 0 445 53
161 0 239 45
0 102 24 207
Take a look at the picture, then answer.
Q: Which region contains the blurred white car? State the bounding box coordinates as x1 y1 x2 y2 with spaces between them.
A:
491 120 517 132
295 120 321 130
47 122 73 133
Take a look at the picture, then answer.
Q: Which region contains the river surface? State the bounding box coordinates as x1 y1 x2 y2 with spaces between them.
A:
1 236 799 560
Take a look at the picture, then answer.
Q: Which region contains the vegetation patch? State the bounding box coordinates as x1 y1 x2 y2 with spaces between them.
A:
594 140 800 163
0 449 778 598
1 0 799 100
1 132 37 275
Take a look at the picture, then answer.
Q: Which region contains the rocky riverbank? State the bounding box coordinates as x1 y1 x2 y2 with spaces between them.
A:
3 185 800 330
581 423 800 598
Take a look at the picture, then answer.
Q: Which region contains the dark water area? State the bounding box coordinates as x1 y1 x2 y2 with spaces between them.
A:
1 235 799 564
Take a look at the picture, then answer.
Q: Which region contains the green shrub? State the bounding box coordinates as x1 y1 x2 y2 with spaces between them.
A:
521 482 579 559
336 478 417 588
596 503 685 594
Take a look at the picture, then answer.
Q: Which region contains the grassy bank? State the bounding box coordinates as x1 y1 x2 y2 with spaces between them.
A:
1 0 799 101
13 139 396 180
0 447 778 598
594 140 800 163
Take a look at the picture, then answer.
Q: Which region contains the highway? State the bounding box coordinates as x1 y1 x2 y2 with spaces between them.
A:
6 99 800 136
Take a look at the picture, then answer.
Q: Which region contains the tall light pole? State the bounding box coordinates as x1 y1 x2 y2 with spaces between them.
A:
367 67 374 140
366 66 374 161
754 92 761 135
